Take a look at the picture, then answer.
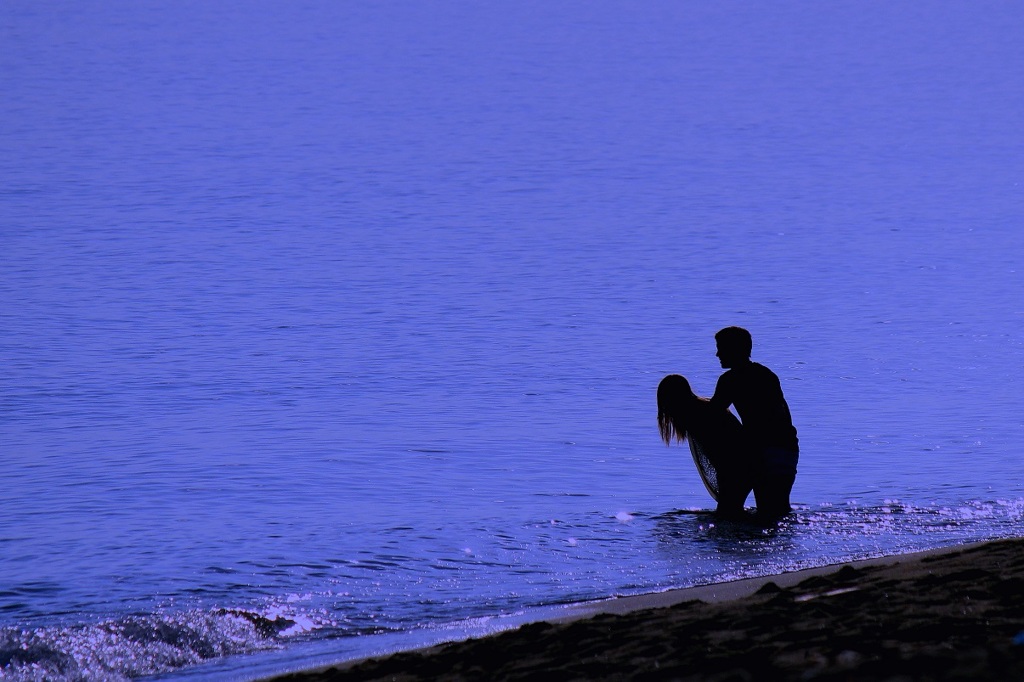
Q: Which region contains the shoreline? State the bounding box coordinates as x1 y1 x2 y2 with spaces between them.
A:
262 537 1024 680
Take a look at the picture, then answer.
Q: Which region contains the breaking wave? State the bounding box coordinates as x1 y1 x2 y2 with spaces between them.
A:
0 604 329 682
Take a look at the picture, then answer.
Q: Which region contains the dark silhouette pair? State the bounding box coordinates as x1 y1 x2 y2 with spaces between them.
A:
658 327 799 522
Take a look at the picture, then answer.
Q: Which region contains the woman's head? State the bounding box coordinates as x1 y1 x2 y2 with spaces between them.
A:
657 374 697 445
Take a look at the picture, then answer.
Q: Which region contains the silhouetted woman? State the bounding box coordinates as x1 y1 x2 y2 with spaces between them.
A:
657 374 754 518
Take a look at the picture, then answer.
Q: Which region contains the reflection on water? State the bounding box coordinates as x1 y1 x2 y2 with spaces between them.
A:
5 499 1022 682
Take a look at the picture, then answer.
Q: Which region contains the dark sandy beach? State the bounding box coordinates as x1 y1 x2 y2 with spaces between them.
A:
267 537 1024 681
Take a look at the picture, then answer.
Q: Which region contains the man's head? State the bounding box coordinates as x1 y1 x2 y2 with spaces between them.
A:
715 326 752 368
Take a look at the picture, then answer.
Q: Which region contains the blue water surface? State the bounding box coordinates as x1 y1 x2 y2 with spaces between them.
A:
3 2 1024 680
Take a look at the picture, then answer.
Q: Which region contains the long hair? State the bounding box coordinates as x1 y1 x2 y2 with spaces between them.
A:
657 374 697 445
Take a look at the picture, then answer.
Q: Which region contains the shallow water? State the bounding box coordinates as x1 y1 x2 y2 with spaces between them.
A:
3 2 1024 680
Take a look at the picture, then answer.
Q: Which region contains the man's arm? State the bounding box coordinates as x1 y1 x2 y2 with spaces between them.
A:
709 373 732 410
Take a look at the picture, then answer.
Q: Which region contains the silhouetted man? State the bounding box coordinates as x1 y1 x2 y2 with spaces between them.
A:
709 326 799 521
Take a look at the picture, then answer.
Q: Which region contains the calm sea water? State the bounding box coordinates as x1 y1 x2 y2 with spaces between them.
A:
3 2 1024 680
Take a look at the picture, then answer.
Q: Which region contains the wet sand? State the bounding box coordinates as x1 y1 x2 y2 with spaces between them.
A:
267 537 1024 681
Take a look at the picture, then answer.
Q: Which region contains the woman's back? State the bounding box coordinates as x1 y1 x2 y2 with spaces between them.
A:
687 399 749 469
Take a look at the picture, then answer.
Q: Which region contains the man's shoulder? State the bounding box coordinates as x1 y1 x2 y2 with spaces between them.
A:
724 361 773 376
750 361 779 378
716 367 739 387
730 362 781 388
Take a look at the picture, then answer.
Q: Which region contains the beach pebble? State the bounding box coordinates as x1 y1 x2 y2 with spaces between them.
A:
835 649 863 667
